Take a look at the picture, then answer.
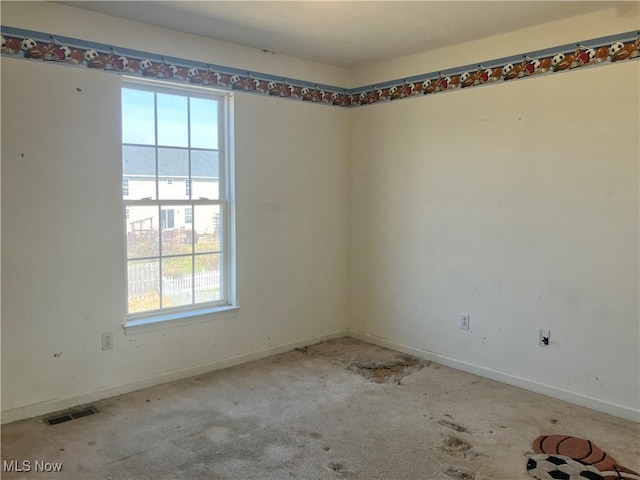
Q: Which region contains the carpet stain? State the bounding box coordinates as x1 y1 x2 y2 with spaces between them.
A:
442 434 474 458
438 419 473 433
444 466 474 479
328 461 353 477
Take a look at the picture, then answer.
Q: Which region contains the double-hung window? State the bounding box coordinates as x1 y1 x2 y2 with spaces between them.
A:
122 79 235 325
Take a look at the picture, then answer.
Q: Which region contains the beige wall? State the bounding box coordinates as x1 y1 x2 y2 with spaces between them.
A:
349 14 639 418
2 2 639 422
1 3 350 423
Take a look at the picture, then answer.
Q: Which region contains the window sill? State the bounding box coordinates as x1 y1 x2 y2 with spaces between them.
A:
124 305 241 335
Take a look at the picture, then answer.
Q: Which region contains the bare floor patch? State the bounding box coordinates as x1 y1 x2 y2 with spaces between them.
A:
349 356 424 384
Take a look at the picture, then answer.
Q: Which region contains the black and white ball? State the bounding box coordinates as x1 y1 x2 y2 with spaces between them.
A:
21 38 37 51
422 79 431 90
502 63 514 76
268 81 277 90
230 74 240 84
526 454 603 480
1 36 6 49
460 72 470 83
609 41 624 56
389 86 398 96
139 59 153 70
188 67 199 78
118 56 128 68
301 87 310 96
84 49 99 61
552 53 565 66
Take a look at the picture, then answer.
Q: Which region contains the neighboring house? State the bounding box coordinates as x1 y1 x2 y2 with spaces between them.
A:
123 145 219 232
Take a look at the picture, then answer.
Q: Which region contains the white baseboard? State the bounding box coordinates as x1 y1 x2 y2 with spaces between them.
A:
5 329 637 424
347 330 640 423
1 330 348 425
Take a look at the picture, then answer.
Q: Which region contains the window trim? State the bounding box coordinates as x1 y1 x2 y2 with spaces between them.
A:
122 77 237 331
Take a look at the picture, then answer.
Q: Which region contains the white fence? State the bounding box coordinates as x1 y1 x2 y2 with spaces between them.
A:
128 262 220 305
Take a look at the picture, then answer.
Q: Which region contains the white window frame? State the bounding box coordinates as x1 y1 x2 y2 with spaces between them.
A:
122 78 237 333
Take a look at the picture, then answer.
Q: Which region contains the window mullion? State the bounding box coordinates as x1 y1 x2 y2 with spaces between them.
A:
222 201 228 301
191 206 196 305
154 93 163 309
218 94 226 201
124 199 222 207
158 205 163 309
188 95 195 305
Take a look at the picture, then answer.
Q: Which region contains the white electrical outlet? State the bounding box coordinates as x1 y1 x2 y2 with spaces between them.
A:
460 314 470 330
102 332 113 351
539 328 550 347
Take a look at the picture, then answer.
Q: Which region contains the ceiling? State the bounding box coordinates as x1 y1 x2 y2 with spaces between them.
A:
59 1 626 68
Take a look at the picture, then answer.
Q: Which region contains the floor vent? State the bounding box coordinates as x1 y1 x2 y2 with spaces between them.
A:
45 407 98 425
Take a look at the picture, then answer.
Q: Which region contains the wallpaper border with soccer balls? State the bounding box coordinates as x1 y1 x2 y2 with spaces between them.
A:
1 26 639 107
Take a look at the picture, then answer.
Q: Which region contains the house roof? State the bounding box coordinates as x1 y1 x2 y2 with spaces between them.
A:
123 145 218 178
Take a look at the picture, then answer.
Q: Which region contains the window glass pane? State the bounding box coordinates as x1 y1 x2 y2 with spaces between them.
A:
158 148 189 200
122 88 155 145
157 93 188 147
191 150 219 200
162 257 193 308
190 98 218 149
194 205 221 253
194 254 221 303
122 145 156 200
161 205 193 256
126 206 159 258
128 259 160 313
